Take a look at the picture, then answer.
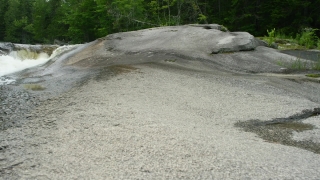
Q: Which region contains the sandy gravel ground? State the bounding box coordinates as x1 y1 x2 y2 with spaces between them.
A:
1 62 320 179
1 25 320 179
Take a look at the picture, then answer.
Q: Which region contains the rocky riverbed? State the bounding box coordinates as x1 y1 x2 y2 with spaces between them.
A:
0 85 41 130
1 25 320 179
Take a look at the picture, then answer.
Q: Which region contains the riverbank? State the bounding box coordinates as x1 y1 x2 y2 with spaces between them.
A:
1 25 320 179
1 61 320 179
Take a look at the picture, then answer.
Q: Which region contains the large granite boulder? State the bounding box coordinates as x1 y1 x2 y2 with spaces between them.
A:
0 42 15 55
64 24 302 73
105 24 266 57
211 32 259 54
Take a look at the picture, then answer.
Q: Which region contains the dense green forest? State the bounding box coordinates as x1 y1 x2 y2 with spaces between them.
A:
0 0 319 44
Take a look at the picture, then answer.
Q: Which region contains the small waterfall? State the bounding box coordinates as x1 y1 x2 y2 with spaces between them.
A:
0 50 50 76
0 43 79 85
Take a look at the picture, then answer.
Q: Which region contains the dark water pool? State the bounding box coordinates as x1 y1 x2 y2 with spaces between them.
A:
281 50 320 62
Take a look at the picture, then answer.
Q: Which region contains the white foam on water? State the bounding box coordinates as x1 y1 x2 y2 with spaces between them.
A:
0 51 50 77
0 45 79 76
0 77 15 85
0 45 79 85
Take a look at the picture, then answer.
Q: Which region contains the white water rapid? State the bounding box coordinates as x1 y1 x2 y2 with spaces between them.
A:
0 45 78 85
0 50 50 77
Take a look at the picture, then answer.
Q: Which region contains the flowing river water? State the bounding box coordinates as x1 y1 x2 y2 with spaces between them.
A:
0 44 80 85
281 50 320 62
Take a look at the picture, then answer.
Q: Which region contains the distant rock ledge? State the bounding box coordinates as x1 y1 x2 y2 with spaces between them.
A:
0 42 59 56
105 24 268 55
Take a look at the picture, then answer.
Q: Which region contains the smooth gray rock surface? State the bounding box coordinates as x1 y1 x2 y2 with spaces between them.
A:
107 25 259 55
95 25 305 73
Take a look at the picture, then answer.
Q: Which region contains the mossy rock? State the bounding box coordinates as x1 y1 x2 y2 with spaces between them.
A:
275 39 291 44
306 74 320 78
24 84 46 91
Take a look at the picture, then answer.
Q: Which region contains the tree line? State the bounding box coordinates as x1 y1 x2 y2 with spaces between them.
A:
0 0 319 44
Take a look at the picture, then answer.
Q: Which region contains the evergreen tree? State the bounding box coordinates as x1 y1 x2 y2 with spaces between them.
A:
31 0 51 43
0 0 9 41
46 0 69 43
0 0 319 43
4 0 34 43
4 0 22 43
109 0 146 31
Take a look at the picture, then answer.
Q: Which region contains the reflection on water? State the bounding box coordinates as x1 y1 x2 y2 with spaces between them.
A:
281 50 320 62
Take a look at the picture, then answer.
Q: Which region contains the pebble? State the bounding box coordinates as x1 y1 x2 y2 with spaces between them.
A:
0 85 40 130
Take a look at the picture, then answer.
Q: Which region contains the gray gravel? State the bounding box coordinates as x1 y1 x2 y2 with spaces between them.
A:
1 63 320 179
1 25 320 179
293 116 320 144
0 85 40 130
